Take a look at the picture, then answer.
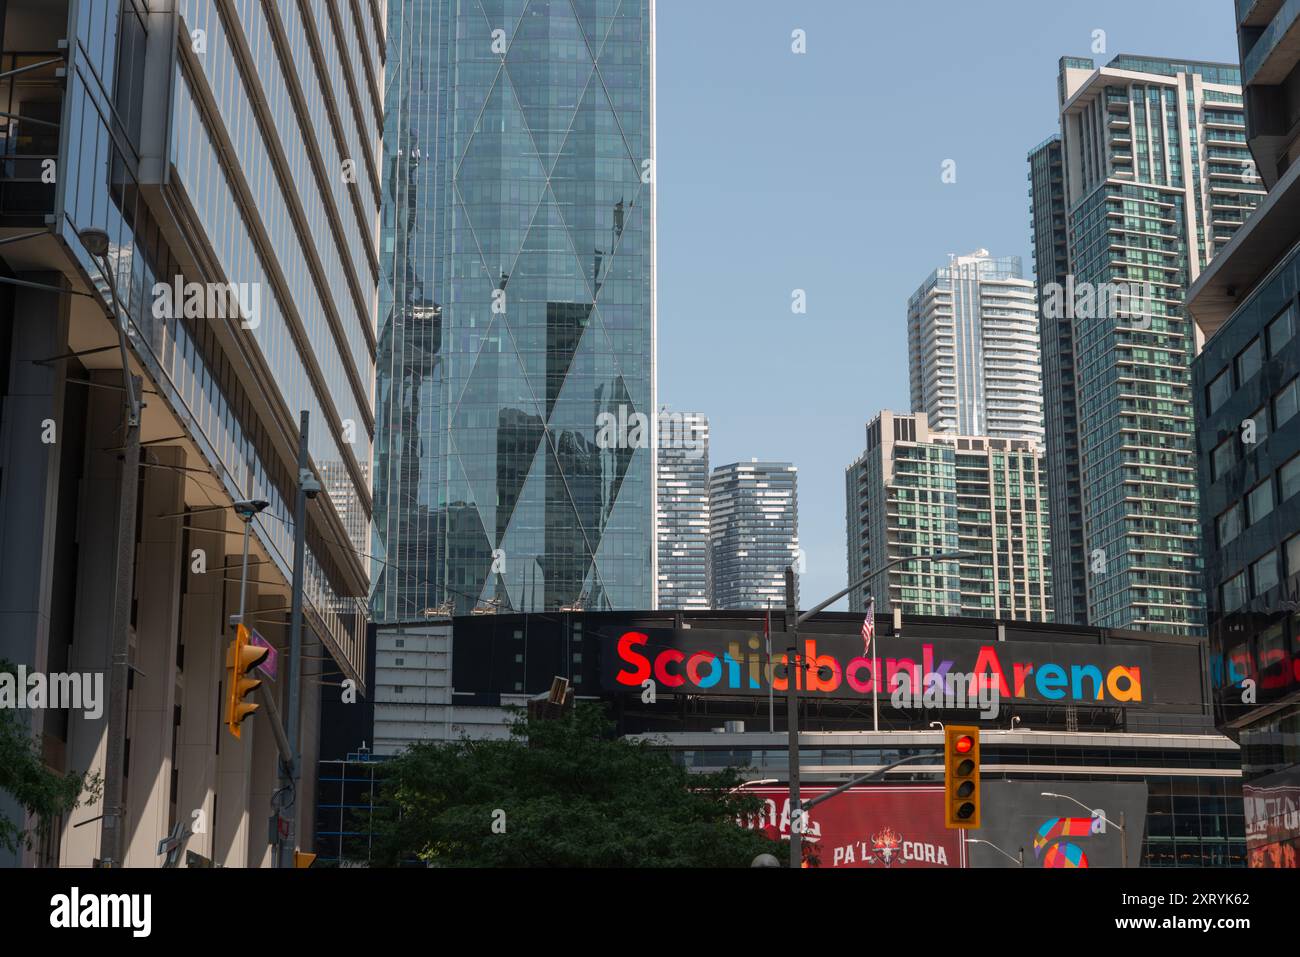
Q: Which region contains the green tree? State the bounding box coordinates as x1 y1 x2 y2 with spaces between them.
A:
370 702 781 867
0 661 101 855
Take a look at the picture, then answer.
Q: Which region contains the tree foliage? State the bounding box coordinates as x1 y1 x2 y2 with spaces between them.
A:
370 703 781 867
0 661 101 855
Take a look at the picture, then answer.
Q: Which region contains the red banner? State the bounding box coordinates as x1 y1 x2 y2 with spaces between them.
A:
743 786 966 868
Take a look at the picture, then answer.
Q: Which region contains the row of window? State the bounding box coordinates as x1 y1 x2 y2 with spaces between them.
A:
1206 302 1297 416
1221 531 1300 611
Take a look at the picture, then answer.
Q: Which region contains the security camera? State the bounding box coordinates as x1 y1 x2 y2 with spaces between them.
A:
299 469 323 499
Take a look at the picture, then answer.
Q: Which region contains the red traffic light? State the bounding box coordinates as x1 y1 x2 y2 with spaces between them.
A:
955 734 974 754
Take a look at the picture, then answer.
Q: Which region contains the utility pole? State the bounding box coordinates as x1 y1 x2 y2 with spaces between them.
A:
278 412 314 868
784 566 802 869
783 551 970 869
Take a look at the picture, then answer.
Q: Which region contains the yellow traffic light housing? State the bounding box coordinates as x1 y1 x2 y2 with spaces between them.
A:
225 624 269 739
943 725 981 829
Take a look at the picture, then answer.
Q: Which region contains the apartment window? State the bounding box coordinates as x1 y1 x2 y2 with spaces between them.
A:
1252 550 1280 596
1287 533 1300 576
394 686 404 694
1279 530 1300 574
1236 338 1263 385
1222 571 1247 611
1280 455 1300 502
395 639 404 648
1246 405 1269 447
1217 503 1243 546
1211 436 1237 481
1269 304 1296 355
1206 368 1232 414
1276 378 1300 427
1248 480 1275 525
395 658 404 666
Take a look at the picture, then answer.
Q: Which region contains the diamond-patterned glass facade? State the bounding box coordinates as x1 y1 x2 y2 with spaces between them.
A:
373 0 655 621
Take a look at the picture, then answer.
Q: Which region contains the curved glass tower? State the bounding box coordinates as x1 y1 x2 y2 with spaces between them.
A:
373 0 656 620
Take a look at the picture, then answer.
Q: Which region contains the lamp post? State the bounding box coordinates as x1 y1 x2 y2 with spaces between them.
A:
784 550 971 868
79 226 142 868
964 837 1024 868
1041 791 1128 867
230 499 270 629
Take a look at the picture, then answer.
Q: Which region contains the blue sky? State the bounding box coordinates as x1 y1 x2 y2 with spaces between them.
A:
654 0 1241 608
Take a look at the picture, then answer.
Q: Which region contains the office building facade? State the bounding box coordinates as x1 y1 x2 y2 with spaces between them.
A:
0 0 379 866
1028 134 1088 626
1187 2 1300 868
845 411 1052 620
1034 54 1264 635
907 249 1044 445
371 0 657 621
656 410 710 609
710 460 798 610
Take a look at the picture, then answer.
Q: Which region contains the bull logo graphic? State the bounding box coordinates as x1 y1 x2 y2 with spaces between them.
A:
868 826 903 867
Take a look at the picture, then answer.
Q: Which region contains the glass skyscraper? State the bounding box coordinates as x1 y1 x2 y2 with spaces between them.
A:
710 461 799 610
1031 54 1264 634
373 0 656 620
656 410 710 610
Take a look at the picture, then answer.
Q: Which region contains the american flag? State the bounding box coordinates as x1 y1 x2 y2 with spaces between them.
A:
861 598 875 655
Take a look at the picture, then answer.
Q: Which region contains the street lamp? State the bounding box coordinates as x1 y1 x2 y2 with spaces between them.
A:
1041 791 1128 867
783 550 972 869
230 499 270 628
964 837 1023 867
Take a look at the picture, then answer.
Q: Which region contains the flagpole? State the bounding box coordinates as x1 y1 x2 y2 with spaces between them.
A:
872 643 879 732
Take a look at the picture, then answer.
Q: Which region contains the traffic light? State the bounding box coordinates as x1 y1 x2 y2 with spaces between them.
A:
225 624 268 739
943 725 981 829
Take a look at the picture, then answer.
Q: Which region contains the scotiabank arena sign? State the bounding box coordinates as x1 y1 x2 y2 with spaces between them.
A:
606 629 1152 706
743 786 965 868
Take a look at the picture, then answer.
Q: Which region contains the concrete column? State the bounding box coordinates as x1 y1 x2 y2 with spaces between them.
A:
174 507 228 865
0 278 69 867
213 553 254 867
59 371 129 867
123 446 185 867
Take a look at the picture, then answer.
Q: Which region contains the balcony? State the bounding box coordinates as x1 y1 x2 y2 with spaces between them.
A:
0 50 65 223
1242 0 1300 84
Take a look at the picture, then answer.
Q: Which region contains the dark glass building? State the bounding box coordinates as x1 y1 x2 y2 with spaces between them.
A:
372 0 657 621
1027 133 1087 626
1186 0 1300 869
